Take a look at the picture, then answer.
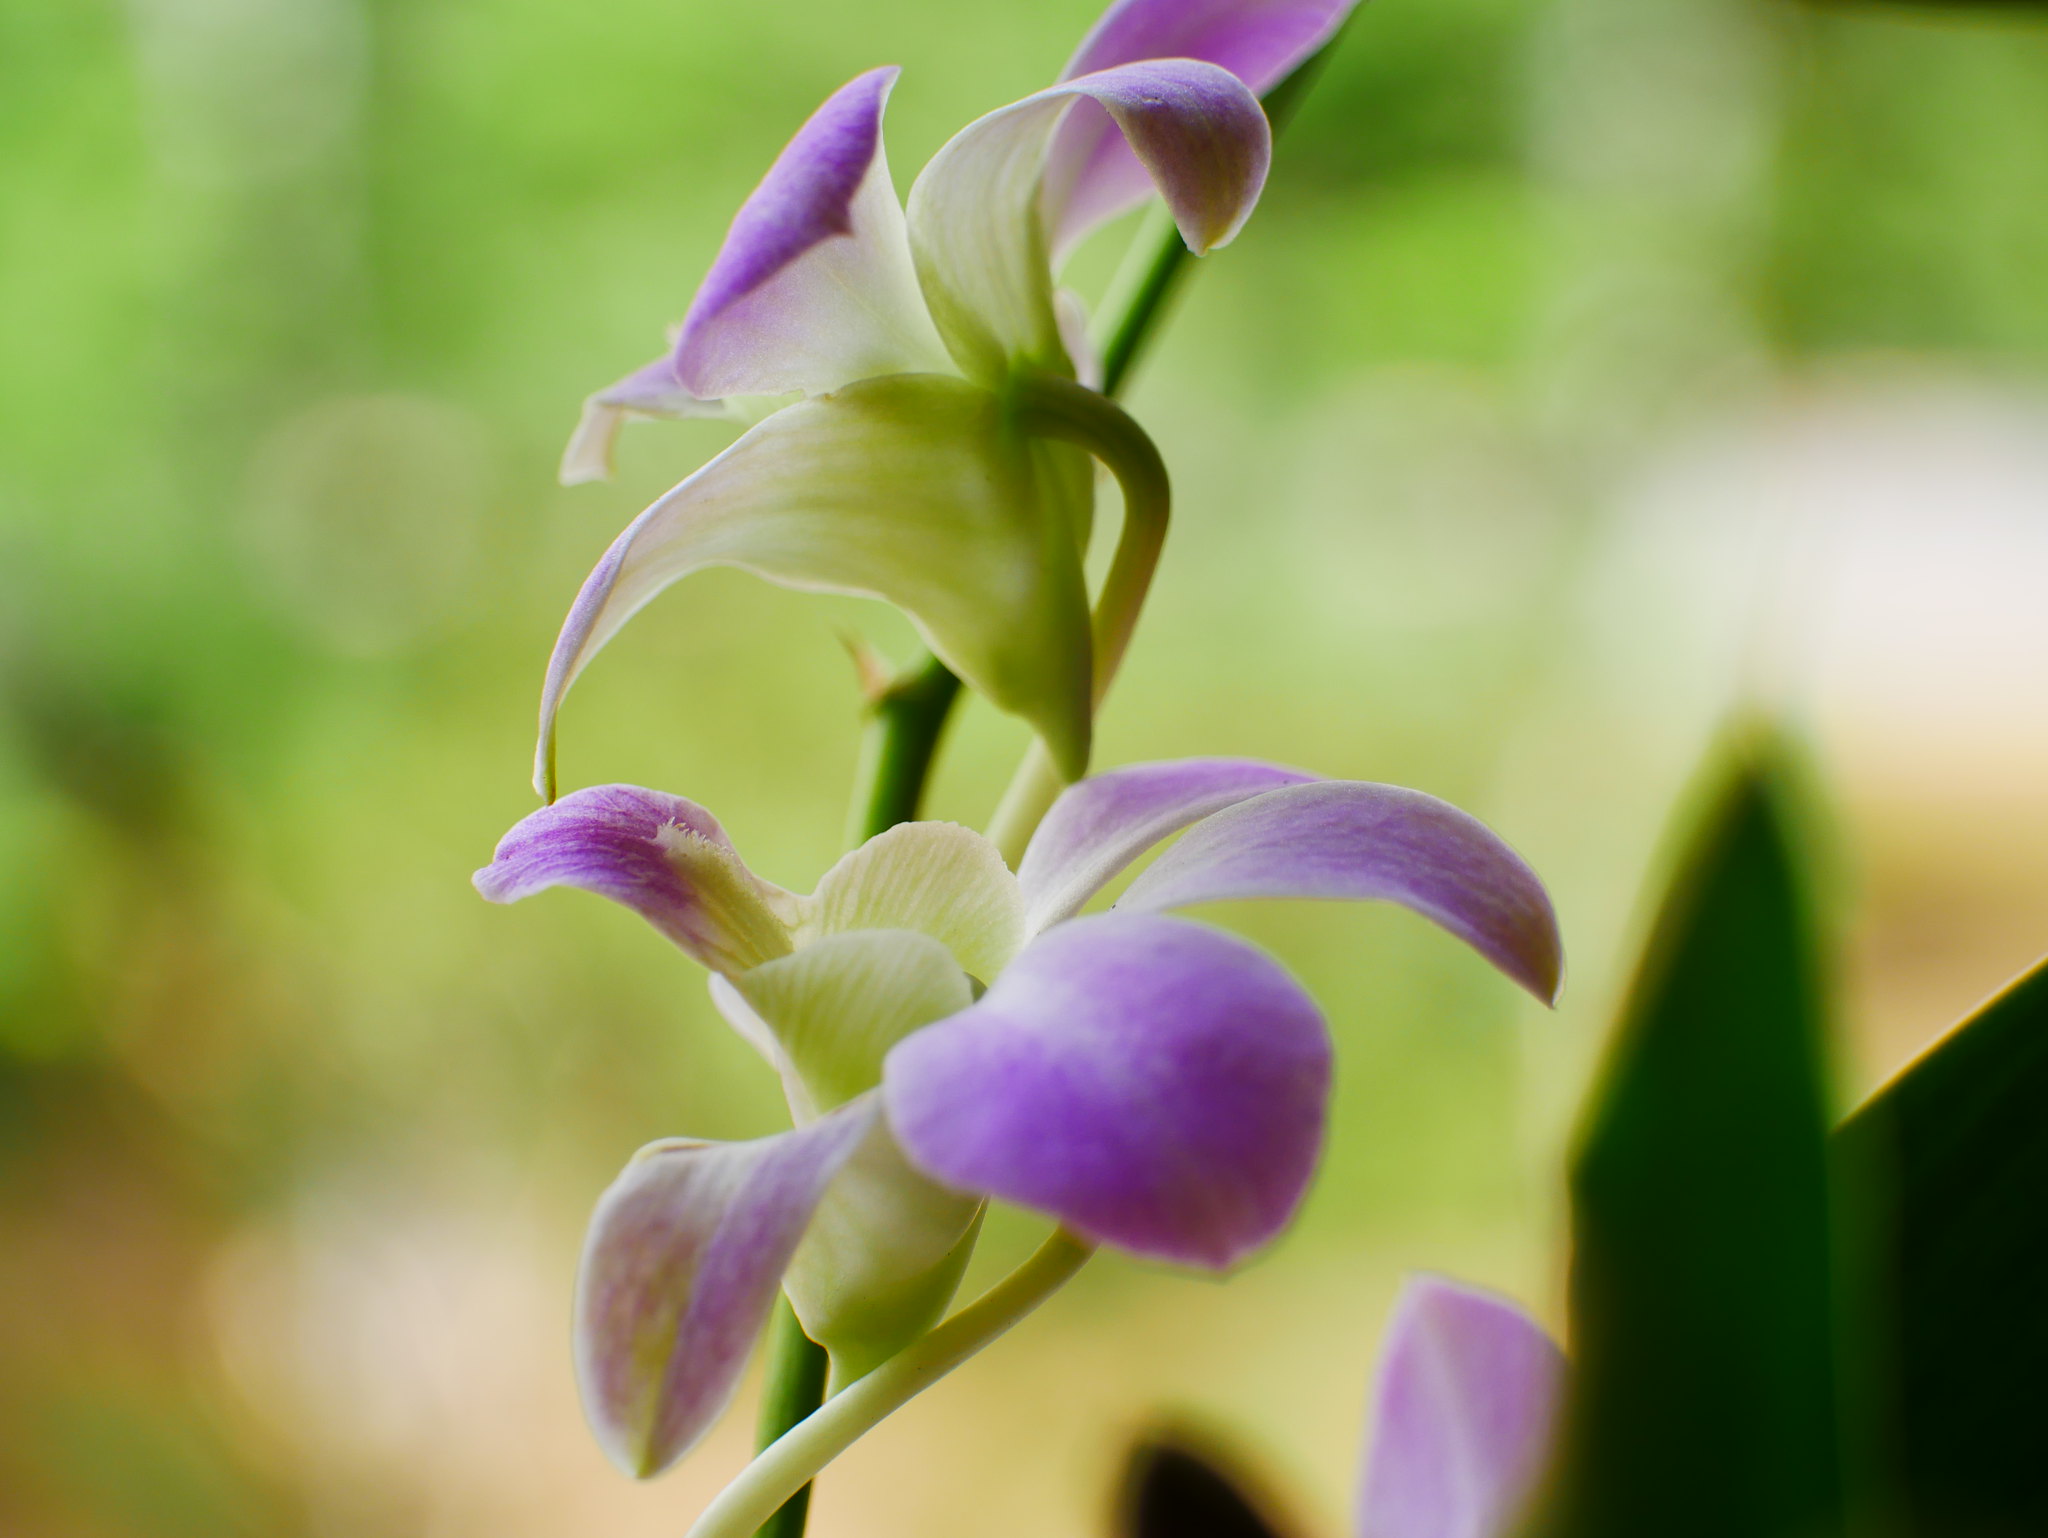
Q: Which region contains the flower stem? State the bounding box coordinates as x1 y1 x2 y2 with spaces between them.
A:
986 378 1171 864
750 1302 833 1538
748 653 963 1538
695 1231 1096 1538
845 654 965 846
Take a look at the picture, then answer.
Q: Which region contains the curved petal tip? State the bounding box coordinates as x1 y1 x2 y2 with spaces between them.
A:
575 1103 875 1477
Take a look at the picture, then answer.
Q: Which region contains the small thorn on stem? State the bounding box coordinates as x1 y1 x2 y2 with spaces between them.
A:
837 631 896 706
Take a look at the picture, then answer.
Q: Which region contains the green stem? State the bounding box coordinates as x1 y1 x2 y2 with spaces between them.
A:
697 1232 1096 1538
751 654 961 1538
845 656 965 846
985 377 1171 864
751 1303 833 1538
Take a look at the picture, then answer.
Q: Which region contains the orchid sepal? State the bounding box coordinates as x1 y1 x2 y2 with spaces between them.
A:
907 59 1272 385
1052 0 1363 258
574 1100 876 1479
534 372 1096 799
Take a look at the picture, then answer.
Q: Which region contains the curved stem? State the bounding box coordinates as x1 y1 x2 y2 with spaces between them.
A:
692 1232 1096 1538
1013 375 1171 712
984 377 1169 863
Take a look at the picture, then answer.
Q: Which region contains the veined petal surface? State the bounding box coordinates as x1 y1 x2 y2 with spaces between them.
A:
884 912 1330 1268
1018 757 1316 932
805 821 1027 982
1358 1277 1566 1538
713 932 986 1375
782 1117 983 1381
671 67 952 400
906 60 1270 381
1117 780 1563 1004
726 929 974 1118
534 373 1094 795
560 352 732 486
574 1101 874 1478
1050 0 1358 256
474 785 798 974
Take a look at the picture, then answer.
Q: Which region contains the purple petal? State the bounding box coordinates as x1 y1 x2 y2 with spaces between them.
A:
1118 781 1563 1004
907 59 1270 379
575 1101 875 1478
1018 757 1318 932
1049 0 1359 256
1358 1276 1566 1538
560 352 728 487
474 784 795 974
883 912 1330 1268
670 67 950 400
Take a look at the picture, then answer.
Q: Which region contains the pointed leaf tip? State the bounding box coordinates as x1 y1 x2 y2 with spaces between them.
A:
1534 751 1843 1538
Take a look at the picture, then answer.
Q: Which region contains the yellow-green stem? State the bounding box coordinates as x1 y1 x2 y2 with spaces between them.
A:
698 1232 1096 1538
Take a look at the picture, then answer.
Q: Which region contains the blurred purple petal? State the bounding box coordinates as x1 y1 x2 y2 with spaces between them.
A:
908 59 1269 379
1017 757 1317 932
1118 781 1563 1004
560 352 729 486
575 1101 875 1478
671 67 951 400
1049 0 1358 255
884 912 1330 1268
474 784 796 974
1358 1276 1566 1538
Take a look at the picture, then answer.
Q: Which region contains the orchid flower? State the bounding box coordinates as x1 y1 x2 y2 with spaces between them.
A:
536 0 1360 799
1357 1277 1566 1538
475 758 1560 1485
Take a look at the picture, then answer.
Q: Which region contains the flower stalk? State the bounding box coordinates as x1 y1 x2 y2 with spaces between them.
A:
698 1231 1096 1538
988 376 1172 862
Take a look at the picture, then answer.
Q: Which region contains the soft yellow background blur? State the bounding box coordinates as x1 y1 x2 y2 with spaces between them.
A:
7 0 2048 1532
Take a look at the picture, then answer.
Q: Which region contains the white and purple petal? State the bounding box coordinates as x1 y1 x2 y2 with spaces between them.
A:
532 373 1094 798
1358 1277 1566 1538
883 912 1330 1269
906 59 1271 381
1017 757 1317 932
574 1100 875 1478
781 1116 984 1382
560 351 732 486
474 784 797 974
1049 0 1358 257
669 67 952 401
1118 780 1564 1004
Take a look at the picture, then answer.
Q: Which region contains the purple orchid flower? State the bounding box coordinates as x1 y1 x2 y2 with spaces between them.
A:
538 0 1360 798
1356 1277 1566 1538
475 758 1560 1479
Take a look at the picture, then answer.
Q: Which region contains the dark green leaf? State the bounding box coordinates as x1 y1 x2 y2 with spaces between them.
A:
1528 752 1846 1538
1115 1435 1293 1538
1835 957 2048 1537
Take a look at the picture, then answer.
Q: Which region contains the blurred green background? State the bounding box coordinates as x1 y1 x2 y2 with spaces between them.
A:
7 0 2048 1532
